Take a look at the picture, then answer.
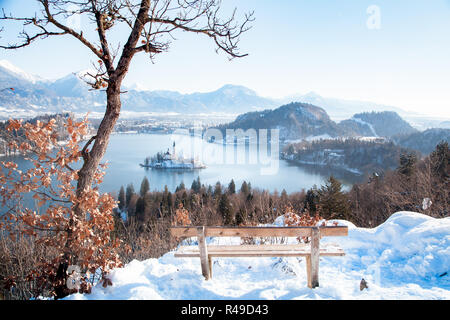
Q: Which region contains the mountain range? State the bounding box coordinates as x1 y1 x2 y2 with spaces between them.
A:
279 92 407 121
0 60 276 118
1 60 448 154
0 59 428 122
216 102 450 154
216 102 418 141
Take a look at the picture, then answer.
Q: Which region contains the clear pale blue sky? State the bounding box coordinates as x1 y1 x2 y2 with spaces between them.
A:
1 0 450 118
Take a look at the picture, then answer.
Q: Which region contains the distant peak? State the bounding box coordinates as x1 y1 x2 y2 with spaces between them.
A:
217 84 256 95
55 69 102 85
126 82 150 92
303 91 322 99
0 59 15 70
219 84 243 89
0 59 41 83
305 91 320 96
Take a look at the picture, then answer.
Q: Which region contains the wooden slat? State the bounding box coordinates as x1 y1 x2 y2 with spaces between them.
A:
174 249 345 258
320 226 348 237
177 243 342 252
207 244 310 251
170 224 348 289
174 244 345 258
206 227 312 237
170 226 348 238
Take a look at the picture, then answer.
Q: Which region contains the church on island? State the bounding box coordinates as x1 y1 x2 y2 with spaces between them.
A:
141 142 206 170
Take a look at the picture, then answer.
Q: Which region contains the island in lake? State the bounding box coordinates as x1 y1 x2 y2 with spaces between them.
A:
140 142 206 169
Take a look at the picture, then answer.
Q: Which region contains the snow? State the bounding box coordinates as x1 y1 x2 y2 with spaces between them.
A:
304 134 333 142
351 116 378 137
357 136 385 142
0 59 42 83
67 211 450 300
284 135 336 144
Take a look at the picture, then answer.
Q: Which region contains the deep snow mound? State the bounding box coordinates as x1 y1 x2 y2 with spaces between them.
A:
68 212 450 300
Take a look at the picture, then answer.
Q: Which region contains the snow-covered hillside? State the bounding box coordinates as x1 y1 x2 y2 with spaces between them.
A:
68 212 449 300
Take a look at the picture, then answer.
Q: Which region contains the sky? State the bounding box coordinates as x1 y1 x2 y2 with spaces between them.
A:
0 0 450 118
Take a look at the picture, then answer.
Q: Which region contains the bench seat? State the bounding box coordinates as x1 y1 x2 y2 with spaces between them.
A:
170 225 348 288
174 243 345 258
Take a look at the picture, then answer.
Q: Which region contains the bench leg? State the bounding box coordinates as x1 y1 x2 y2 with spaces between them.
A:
310 228 320 288
208 256 213 279
197 227 211 280
305 256 312 288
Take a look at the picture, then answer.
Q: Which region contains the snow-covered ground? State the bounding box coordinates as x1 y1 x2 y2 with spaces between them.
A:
68 212 450 300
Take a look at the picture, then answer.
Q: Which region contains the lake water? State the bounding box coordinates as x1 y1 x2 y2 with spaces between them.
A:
0 133 363 214
98 133 363 195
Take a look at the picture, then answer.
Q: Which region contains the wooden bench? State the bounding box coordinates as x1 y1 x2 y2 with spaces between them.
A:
170 225 348 288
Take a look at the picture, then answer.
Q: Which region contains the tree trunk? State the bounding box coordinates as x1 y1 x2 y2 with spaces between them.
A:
55 0 149 298
77 86 121 194
56 83 123 299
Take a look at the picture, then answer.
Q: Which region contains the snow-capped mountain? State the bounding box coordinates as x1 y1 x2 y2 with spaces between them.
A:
0 60 444 126
118 84 276 114
0 62 106 118
0 60 42 84
0 60 276 118
47 71 101 98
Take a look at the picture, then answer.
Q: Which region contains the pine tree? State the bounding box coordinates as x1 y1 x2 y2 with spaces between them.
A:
318 176 350 220
140 177 150 197
126 183 135 206
305 186 319 213
118 186 126 211
398 152 418 176
219 193 234 225
191 176 201 193
240 181 249 196
176 182 186 192
214 181 222 200
228 179 236 194
135 196 146 221
430 141 449 180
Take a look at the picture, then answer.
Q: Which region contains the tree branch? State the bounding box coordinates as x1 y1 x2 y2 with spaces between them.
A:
39 0 104 60
113 0 151 81
143 1 254 59
81 135 96 161
90 0 115 74
0 9 67 49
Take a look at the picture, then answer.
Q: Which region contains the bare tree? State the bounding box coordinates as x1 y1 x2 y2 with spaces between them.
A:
0 0 253 297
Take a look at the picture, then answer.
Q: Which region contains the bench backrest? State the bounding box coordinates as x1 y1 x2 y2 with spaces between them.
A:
170 226 348 238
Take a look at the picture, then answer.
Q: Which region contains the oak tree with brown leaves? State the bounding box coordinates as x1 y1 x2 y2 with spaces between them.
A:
0 0 253 299
0 116 121 298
